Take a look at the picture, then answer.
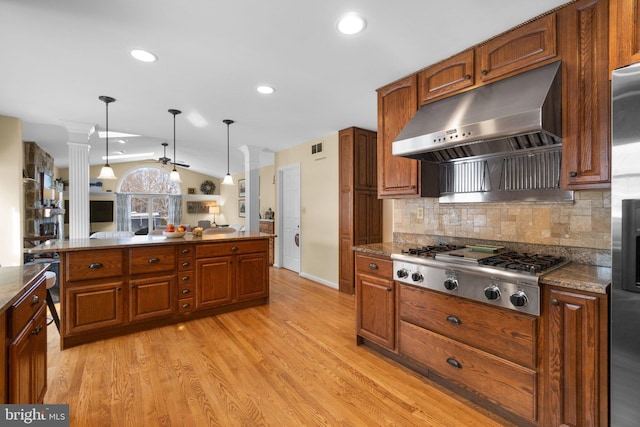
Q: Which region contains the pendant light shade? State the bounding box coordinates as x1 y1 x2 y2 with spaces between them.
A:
97 96 117 180
168 109 182 183
222 119 234 185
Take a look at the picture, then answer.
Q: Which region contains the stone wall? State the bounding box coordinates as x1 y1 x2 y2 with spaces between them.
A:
23 141 55 236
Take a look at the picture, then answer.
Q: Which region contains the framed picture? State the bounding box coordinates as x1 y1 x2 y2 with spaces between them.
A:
238 199 246 217
238 179 246 198
187 187 196 195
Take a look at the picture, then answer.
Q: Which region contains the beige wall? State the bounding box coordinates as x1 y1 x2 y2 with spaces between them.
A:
219 164 277 226
276 133 339 287
0 116 24 266
393 190 611 250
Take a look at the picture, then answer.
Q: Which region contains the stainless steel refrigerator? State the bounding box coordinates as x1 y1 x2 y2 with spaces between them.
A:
611 61 640 425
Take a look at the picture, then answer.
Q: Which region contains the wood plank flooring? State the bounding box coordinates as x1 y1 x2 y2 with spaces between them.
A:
45 267 514 426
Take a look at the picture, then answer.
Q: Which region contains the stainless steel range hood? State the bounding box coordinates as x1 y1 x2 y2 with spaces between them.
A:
392 60 572 203
393 61 562 162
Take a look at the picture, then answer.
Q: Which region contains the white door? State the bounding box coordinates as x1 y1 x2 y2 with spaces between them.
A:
279 164 301 273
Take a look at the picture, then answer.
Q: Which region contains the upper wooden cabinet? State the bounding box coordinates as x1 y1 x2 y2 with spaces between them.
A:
610 0 640 71
476 14 557 83
559 0 610 189
418 49 475 104
377 75 421 198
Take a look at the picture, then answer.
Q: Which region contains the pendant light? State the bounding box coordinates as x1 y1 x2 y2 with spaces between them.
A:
222 119 234 185
168 109 182 182
97 96 117 180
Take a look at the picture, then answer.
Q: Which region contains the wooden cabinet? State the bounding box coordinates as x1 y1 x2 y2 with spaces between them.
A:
65 280 126 335
476 13 557 84
339 127 382 294
377 75 421 198
560 0 611 189
129 275 176 322
8 277 48 404
177 245 195 313
610 0 640 71
196 239 269 310
542 286 608 427
418 50 475 104
398 284 538 423
259 220 275 265
355 253 395 351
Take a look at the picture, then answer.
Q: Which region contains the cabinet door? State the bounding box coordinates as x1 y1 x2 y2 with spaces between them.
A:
196 257 234 309
418 49 475 104
236 252 269 302
610 0 640 71
129 274 176 322
545 287 607 427
476 13 557 83
560 0 610 189
356 272 395 350
9 305 46 404
377 75 420 197
64 281 126 335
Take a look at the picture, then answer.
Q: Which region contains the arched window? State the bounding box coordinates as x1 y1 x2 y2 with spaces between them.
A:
116 167 182 234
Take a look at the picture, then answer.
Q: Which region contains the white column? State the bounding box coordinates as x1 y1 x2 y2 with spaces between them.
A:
238 145 264 233
64 121 95 239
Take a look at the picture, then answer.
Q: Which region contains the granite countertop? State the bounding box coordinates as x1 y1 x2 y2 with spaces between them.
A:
0 263 49 315
353 242 611 295
28 231 275 254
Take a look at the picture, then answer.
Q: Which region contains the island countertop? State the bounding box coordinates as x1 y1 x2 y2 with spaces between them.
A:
0 263 49 315
27 231 275 254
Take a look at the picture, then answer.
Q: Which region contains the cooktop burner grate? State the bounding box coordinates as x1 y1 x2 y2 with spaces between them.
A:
402 244 466 258
478 252 565 273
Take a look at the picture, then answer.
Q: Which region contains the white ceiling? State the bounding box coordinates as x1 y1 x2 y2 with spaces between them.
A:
0 0 568 178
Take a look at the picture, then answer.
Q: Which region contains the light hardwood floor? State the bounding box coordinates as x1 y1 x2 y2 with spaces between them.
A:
45 267 514 427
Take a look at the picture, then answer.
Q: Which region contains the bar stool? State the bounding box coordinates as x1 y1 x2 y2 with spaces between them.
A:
44 271 60 331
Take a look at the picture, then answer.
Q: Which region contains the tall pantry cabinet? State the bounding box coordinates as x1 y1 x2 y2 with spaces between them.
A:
339 127 382 294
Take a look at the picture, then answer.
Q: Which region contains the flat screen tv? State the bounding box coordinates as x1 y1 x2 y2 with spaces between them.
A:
90 200 114 223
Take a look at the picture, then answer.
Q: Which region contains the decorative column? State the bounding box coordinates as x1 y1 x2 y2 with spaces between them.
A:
64 121 95 239
238 145 265 233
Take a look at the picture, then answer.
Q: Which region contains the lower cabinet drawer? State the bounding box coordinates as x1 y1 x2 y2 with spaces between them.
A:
178 297 195 313
129 246 176 275
178 284 194 299
177 271 194 285
400 320 537 423
10 277 46 338
196 240 268 258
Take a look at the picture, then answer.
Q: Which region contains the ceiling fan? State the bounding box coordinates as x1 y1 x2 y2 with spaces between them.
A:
156 142 190 168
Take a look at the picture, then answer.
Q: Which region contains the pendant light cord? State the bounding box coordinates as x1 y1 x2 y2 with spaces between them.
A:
98 96 116 167
168 109 182 172
223 119 234 174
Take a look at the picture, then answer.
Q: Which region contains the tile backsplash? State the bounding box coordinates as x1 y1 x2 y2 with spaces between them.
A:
394 190 611 250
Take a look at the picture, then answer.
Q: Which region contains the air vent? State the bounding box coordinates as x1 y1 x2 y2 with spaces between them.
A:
500 148 562 191
311 142 323 154
440 159 490 194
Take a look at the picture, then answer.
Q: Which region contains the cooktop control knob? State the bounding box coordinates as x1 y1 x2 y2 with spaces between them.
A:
444 277 458 291
484 285 501 300
411 272 424 282
510 291 529 307
396 269 409 279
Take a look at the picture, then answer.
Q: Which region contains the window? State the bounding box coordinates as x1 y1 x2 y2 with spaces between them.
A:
118 167 182 235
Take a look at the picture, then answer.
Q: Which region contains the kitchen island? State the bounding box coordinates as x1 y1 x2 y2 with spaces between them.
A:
29 231 274 349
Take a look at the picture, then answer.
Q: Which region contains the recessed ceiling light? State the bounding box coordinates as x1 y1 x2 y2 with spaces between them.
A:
117 139 127 144
130 49 158 63
257 85 275 94
337 13 367 35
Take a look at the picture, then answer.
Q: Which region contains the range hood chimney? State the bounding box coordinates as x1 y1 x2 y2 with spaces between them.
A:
392 61 562 162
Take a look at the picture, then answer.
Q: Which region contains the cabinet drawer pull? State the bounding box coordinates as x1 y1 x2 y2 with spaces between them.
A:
446 357 462 369
368 263 378 270
464 74 471 80
31 295 40 305
182 303 190 308
181 276 190 281
89 262 103 269
569 171 578 178
31 325 43 336
551 299 559 306
181 249 191 254
231 246 239 252
481 69 488 76
446 315 461 325
181 289 190 294
182 262 190 267
386 287 392 292
148 258 160 264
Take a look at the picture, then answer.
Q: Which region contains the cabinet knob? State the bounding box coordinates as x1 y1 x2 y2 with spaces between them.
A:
231 246 239 252
481 69 488 76
464 74 471 80
446 315 461 325
551 299 559 306
182 303 190 308
117 287 122 291
131 285 137 289
181 276 190 281
31 325 43 336
148 258 160 264
569 171 578 178
182 262 190 267
182 289 190 294
446 357 462 369
89 262 103 269
386 287 392 292
369 263 378 270
31 295 40 305
181 249 190 254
